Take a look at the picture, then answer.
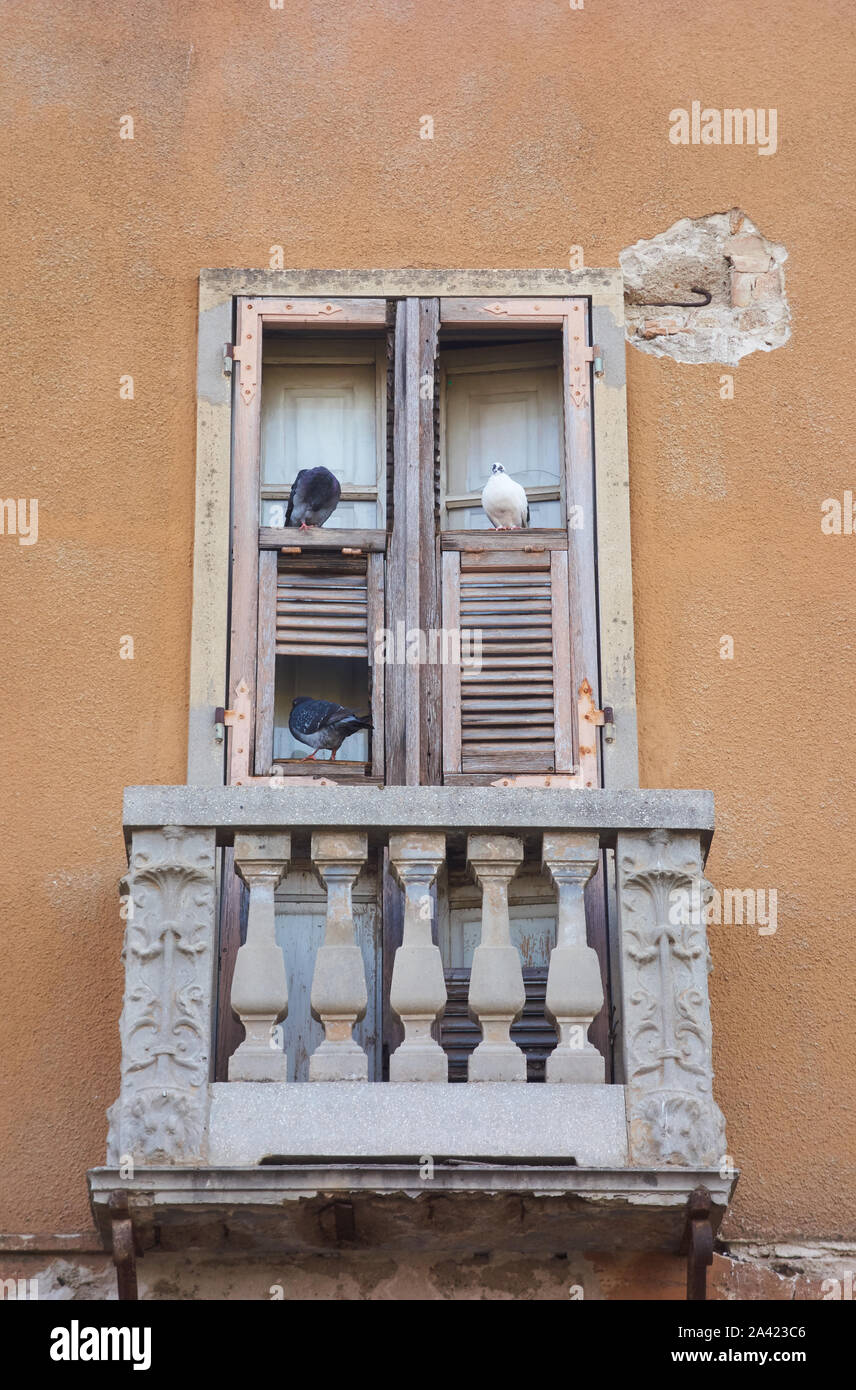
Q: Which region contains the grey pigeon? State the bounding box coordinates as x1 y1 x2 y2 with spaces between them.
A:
285 466 342 529
288 697 372 762
481 462 530 530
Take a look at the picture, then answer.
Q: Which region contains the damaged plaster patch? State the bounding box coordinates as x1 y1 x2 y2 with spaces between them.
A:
620 209 790 365
31 1258 117 1300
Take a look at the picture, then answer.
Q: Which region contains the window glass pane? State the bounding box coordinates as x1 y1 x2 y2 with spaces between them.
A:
261 361 379 523
443 347 563 522
262 498 376 528
452 497 561 530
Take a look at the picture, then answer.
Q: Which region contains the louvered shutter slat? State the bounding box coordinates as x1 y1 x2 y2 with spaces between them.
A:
276 565 368 658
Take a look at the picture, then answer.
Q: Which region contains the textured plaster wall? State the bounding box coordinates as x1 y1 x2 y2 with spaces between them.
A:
1 1248 852 1302
0 0 854 1266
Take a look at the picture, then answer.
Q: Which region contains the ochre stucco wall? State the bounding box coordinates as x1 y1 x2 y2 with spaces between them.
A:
0 0 853 1254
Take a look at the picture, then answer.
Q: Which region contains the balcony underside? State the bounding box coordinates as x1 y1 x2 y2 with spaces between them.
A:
88 1165 736 1257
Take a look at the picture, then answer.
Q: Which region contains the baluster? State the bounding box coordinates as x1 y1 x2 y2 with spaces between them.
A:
229 833 291 1081
309 833 369 1081
388 833 447 1082
466 835 526 1082
542 832 604 1083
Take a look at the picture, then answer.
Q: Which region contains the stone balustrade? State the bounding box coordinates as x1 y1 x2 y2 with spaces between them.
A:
108 785 726 1176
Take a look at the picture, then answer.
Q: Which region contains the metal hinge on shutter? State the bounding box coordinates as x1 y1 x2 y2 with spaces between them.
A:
589 699 616 743
567 338 604 409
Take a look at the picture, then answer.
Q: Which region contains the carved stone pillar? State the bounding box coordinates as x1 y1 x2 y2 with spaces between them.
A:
616 829 728 1166
388 833 447 1082
228 833 291 1081
309 833 369 1081
106 826 217 1166
542 832 605 1083
466 834 526 1082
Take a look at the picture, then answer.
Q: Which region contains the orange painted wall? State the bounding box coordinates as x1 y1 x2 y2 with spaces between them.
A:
0 0 853 1243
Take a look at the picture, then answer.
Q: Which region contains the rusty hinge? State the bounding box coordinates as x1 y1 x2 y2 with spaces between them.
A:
588 700 616 743
223 342 234 377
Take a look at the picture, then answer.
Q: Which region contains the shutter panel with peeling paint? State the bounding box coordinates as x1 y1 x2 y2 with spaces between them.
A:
441 541 574 779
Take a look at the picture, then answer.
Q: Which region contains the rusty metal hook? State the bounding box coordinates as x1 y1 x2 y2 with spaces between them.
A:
632 285 712 309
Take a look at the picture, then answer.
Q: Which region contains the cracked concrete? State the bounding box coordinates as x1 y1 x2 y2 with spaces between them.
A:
620 209 790 366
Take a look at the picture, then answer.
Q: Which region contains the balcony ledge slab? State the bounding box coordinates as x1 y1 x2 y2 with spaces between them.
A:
123 785 714 852
87 1164 736 1257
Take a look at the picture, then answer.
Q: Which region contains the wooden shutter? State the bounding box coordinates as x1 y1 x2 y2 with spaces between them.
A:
253 550 385 778
275 566 369 660
441 542 574 779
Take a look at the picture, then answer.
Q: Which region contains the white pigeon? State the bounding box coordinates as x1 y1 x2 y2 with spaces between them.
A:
481 462 530 530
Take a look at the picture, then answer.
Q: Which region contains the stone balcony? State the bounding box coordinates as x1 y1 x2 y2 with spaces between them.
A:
88 785 736 1260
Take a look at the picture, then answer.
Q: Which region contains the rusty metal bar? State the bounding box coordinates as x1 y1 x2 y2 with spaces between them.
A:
108 1191 139 1302
681 1185 714 1301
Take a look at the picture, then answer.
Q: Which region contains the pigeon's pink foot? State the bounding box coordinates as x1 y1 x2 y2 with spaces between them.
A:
299 521 314 531
329 749 337 762
301 750 319 761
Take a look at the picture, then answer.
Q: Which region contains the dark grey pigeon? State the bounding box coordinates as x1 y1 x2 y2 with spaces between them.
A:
284 467 342 529
288 697 372 762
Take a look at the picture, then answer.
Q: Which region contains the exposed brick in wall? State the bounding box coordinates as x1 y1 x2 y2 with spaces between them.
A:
621 209 790 365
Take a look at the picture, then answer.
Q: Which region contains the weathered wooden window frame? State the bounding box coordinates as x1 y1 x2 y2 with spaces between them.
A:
229 297 389 783
188 270 639 795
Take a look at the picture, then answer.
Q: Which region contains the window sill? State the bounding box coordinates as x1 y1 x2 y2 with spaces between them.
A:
259 526 387 552
441 528 568 551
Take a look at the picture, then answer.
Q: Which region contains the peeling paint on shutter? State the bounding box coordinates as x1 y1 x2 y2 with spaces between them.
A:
441 545 574 777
